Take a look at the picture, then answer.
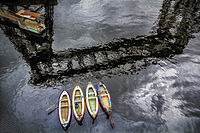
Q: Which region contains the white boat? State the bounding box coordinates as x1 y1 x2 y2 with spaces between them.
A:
85 82 99 120
58 90 72 129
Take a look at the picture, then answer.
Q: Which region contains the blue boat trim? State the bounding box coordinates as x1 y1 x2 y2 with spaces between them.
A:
19 25 45 34
63 123 68 126
98 81 111 112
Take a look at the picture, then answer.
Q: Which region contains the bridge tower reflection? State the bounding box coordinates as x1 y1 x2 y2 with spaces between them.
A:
0 0 199 86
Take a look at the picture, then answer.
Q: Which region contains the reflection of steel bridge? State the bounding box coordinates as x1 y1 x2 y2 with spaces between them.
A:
0 0 199 86
0 3 50 33
1 0 57 6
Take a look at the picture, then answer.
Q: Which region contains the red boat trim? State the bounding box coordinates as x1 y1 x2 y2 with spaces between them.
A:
58 90 72 130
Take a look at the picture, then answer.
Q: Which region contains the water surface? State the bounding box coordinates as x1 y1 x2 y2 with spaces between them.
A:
0 0 200 133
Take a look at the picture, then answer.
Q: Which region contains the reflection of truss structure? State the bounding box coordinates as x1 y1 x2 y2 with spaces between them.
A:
0 0 57 6
0 0 200 86
0 0 56 34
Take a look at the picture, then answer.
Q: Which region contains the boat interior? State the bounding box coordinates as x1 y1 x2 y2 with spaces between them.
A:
75 90 82 117
88 87 97 112
61 95 69 123
99 85 110 109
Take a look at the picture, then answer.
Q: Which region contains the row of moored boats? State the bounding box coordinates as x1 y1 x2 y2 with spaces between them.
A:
58 81 112 129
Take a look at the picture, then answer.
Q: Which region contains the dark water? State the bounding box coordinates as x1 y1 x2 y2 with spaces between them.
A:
0 0 200 133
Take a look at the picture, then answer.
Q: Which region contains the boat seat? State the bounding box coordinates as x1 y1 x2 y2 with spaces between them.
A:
88 97 97 100
74 100 82 102
101 94 108 97
88 92 95 95
75 95 82 97
61 99 68 102
75 95 84 98
99 90 107 93
61 105 69 108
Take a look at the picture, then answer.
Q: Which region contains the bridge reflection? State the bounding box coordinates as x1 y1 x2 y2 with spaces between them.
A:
0 0 199 86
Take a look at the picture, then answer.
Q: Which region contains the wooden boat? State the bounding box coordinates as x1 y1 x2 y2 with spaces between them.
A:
16 10 41 20
58 90 72 129
72 84 85 123
0 8 45 34
16 10 45 34
97 81 112 114
18 19 45 34
85 82 99 120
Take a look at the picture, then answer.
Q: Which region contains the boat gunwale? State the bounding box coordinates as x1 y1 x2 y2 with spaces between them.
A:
72 84 85 123
97 81 112 114
85 82 99 119
58 90 72 130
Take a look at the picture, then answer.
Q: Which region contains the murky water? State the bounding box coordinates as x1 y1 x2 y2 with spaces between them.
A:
0 0 200 133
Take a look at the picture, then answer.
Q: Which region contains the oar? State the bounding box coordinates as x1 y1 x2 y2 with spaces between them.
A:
46 101 59 112
89 119 93 133
46 86 67 112
46 99 68 112
65 129 69 133
92 119 95 124
48 106 58 115
109 112 114 128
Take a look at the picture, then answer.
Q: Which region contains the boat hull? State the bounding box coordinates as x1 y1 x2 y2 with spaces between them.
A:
72 84 85 123
97 81 112 114
58 90 72 130
16 10 41 20
85 82 99 120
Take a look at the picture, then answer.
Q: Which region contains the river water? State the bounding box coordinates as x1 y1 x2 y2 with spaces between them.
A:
0 0 200 133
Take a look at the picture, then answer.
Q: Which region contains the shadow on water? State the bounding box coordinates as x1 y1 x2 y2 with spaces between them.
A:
0 0 199 86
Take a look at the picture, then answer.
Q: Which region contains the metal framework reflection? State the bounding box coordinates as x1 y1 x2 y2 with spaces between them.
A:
0 0 199 86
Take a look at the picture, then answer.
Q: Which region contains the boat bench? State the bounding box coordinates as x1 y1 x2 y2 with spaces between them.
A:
74 100 82 102
75 95 82 97
61 99 68 102
75 95 84 98
99 90 107 93
61 105 69 108
88 97 97 100
88 92 95 95
100 94 108 97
